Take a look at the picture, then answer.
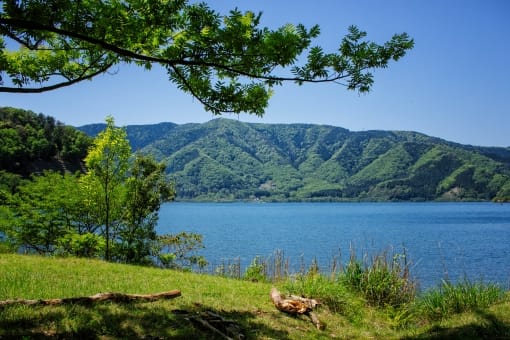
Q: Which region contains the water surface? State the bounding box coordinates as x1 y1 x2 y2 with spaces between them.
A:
157 202 510 289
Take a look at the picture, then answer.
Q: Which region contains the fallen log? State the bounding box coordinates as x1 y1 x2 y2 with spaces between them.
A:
270 287 322 329
0 290 181 307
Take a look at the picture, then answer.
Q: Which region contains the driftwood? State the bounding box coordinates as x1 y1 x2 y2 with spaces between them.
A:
270 287 322 329
0 290 181 307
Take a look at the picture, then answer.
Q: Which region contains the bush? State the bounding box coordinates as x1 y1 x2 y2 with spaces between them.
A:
155 232 208 271
0 239 15 254
56 232 105 258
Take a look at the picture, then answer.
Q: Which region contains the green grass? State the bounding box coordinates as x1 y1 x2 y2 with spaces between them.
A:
416 279 506 321
1 254 509 339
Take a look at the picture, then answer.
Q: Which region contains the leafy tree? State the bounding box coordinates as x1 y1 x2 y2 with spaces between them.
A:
1 169 108 256
82 116 131 260
59 125 92 160
0 125 25 170
0 114 204 264
156 232 208 271
0 1 413 114
116 153 175 264
3 171 80 254
0 169 21 196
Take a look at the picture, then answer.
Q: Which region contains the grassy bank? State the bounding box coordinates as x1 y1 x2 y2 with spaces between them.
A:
1 254 509 339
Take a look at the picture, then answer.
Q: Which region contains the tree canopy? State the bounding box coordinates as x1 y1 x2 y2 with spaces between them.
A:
82 116 131 260
0 106 91 175
0 0 414 115
0 114 204 266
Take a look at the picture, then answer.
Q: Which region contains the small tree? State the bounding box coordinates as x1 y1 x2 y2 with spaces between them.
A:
116 153 175 264
156 232 208 271
82 116 131 261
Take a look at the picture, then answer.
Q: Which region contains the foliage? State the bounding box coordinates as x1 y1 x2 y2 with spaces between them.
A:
81 118 510 201
0 170 21 200
115 153 175 264
82 116 131 260
56 231 105 258
417 279 505 320
2 115 187 266
0 235 15 253
0 107 91 176
155 231 208 271
2 171 83 254
1 1 413 114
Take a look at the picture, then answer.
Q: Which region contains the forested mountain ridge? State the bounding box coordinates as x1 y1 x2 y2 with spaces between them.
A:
0 107 91 177
78 122 178 151
79 118 510 202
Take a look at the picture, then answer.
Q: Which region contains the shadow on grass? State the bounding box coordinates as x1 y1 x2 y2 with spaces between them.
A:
0 301 291 339
403 309 510 340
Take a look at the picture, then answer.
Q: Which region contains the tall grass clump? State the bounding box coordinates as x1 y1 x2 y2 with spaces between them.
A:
283 272 352 314
242 256 269 282
417 279 505 320
341 247 417 308
282 263 367 324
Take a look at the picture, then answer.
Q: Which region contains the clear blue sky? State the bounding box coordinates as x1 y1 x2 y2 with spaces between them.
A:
1 0 509 147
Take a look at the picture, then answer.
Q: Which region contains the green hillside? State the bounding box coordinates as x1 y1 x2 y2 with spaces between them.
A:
80 118 510 202
2 107 508 202
0 107 91 177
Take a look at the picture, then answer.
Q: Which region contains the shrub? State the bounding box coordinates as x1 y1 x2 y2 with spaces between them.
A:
0 240 15 254
56 232 105 258
155 232 208 271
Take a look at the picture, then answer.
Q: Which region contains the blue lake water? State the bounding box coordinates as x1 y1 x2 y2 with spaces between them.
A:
157 202 510 290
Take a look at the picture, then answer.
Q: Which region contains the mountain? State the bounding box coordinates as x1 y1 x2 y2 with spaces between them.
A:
77 122 178 151
78 118 510 202
0 107 91 177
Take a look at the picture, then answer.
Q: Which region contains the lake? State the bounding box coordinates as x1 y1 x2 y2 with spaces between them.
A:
157 202 510 290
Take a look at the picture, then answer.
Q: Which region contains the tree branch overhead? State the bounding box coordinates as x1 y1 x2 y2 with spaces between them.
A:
0 0 413 115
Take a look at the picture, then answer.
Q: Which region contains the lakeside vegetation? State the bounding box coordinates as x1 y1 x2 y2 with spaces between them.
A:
1 110 210 271
2 2 507 337
1 254 509 339
1 108 510 337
